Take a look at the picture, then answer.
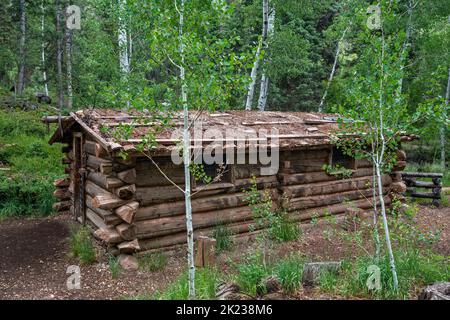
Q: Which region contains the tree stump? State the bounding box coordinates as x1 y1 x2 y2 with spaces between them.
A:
194 236 216 268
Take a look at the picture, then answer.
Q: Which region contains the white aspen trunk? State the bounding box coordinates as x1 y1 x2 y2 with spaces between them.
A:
41 1 49 96
319 26 349 112
441 67 450 168
245 0 268 110
375 160 399 290
178 0 195 299
118 0 130 74
377 15 399 291
17 0 26 94
371 161 381 262
397 0 413 97
56 0 64 110
257 6 275 111
65 25 73 109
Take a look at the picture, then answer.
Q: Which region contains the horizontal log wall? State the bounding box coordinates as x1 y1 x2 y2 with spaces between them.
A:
57 141 403 253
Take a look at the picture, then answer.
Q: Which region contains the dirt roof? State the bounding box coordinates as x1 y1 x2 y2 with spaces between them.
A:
48 109 344 154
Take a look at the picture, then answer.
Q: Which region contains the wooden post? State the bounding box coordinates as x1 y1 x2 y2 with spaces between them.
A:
194 236 216 268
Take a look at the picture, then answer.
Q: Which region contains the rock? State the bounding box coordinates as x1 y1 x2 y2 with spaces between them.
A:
118 254 139 271
302 261 342 286
419 282 450 300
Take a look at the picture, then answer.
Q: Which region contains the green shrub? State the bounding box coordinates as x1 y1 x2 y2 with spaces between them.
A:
213 223 233 253
155 268 220 300
139 251 167 272
270 211 300 242
69 227 96 265
0 109 64 218
109 255 121 279
235 252 270 296
274 255 304 294
318 249 449 299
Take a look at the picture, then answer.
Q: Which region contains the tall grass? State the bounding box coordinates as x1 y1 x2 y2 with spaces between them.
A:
155 268 220 300
0 109 64 218
69 227 96 265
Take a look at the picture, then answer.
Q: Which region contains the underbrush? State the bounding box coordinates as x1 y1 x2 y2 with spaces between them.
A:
0 108 64 218
317 206 449 299
154 268 220 300
69 227 96 265
139 251 168 272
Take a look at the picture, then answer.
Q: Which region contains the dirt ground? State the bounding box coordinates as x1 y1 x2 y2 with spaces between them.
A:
0 202 448 300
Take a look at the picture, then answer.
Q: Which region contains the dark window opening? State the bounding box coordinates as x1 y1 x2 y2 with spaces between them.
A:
330 147 356 170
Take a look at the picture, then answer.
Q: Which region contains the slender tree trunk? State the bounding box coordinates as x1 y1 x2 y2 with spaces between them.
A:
319 26 349 112
397 0 413 97
257 6 275 112
375 161 399 290
118 0 130 74
65 19 73 109
441 67 450 168
17 0 26 94
56 0 64 110
41 1 49 96
178 0 195 299
377 14 399 291
118 0 130 108
371 163 381 262
245 0 268 110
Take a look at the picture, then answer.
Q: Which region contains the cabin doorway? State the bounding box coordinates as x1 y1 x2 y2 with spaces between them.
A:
73 132 86 224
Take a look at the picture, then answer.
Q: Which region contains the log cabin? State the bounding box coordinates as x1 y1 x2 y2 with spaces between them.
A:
44 109 412 255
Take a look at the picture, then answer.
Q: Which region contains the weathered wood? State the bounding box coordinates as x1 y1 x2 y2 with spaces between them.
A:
117 168 136 184
283 188 377 211
53 188 71 200
136 206 253 239
86 181 127 210
114 184 136 199
396 149 406 161
278 167 374 185
117 239 140 254
138 220 260 251
84 140 108 158
87 171 124 190
289 196 391 223
402 172 444 178
86 155 113 174
62 157 72 165
407 191 441 200
86 208 108 230
85 194 119 223
94 228 122 244
52 200 71 212
195 236 216 268
392 161 406 171
54 177 70 188
115 201 139 223
281 175 391 199
116 223 137 241
391 181 407 193
135 189 278 221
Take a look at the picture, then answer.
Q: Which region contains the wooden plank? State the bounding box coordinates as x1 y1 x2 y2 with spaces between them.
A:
402 172 443 178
